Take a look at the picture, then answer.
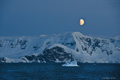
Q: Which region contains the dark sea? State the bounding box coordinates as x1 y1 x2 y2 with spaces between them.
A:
0 63 120 80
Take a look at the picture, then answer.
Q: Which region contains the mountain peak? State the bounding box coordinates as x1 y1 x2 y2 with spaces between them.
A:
0 32 120 63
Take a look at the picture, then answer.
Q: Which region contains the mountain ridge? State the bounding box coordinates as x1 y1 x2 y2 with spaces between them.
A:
0 32 120 63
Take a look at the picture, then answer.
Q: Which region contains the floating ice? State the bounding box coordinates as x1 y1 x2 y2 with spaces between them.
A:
62 61 79 67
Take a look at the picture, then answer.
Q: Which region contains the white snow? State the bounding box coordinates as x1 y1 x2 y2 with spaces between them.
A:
0 32 120 63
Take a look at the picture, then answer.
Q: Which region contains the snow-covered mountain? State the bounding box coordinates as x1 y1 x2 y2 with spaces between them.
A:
0 32 120 63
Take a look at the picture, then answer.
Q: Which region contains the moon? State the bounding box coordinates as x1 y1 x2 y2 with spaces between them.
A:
80 19 84 25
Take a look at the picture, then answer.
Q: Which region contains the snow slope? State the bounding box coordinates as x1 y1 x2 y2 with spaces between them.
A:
0 32 120 63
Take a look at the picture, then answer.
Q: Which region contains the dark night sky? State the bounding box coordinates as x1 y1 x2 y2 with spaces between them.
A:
0 0 120 37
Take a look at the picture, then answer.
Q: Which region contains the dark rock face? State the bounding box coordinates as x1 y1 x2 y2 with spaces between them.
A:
3 39 28 49
22 54 45 63
0 46 74 63
0 57 9 63
23 46 74 63
0 58 5 63
78 37 114 55
42 46 74 62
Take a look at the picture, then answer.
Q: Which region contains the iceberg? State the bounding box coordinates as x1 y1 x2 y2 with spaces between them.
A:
62 61 79 67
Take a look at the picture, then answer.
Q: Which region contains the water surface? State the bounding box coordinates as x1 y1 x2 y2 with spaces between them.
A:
0 63 120 80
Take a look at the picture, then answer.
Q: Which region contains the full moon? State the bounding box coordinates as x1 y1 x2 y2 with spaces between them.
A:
80 19 84 25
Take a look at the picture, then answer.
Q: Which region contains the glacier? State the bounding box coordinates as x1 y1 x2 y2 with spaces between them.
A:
0 32 120 63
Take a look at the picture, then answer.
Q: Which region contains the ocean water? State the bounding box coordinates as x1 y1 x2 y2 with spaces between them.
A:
0 63 120 80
